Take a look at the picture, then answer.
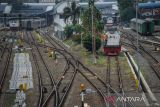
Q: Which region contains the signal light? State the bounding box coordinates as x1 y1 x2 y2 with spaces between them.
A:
80 84 85 92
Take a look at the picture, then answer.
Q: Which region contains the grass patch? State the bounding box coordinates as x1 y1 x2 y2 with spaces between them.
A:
64 39 107 66
64 39 74 46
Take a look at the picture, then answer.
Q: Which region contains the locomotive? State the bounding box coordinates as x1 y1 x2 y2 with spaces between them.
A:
103 28 121 56
9 20 20 29
9 18 46 30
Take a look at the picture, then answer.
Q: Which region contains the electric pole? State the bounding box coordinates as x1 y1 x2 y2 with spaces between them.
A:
91 0 97 64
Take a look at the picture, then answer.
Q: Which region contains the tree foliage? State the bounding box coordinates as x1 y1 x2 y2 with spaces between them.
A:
63 1 80 25
64 25 74 38
72 34 81 44
81 6 103 35
81 1 103 51
83 35 101 52
121 7 135 21
64 24 82 38
117 0 135 21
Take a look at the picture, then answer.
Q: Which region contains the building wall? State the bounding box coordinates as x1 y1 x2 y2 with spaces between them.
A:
54 2 69 31
54 14 64 31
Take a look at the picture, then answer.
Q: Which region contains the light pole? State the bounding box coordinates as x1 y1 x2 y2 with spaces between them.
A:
135 0 140 91
77 3 83 47
91 0 97 64
80 7 83 47
46 13 47 26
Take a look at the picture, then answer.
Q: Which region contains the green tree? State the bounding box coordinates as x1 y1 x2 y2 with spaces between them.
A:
117 0 135 21
83 35 101 51
64 25 74 38
81 0 104 35
81 5 102 35
81 0 103 52
63 1 80 25
73 24 83 34
64 24 82 38
121 7 135 21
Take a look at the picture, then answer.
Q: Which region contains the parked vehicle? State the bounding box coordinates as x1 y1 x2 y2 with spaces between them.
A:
130 18 154 35
9 18 46 30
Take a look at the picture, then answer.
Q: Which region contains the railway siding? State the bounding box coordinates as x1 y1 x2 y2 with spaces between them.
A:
125 52 159 106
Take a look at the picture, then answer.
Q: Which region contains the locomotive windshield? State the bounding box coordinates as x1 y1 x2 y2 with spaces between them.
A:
106 26 117 34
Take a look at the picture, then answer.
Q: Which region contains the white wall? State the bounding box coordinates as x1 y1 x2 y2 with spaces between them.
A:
54 14 65 31
54 2 70 31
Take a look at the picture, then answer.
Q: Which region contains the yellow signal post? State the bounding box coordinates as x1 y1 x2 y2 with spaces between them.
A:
135 79 139 90
48 51 53 58
48 48 55 58
17 39 23 46
23 83 27 91
37 33 44 44
19 84 23 91
41 38 45 45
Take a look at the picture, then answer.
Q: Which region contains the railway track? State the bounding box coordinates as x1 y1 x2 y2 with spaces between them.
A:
106 56 125 107
121 30 160 81
35 31 79 107
106 56 123 92
38 29 136 107
11 29 136 107
0 32 13 96
28 32 58 107
26 31 78 107
39 30 110 106
25 31 44 107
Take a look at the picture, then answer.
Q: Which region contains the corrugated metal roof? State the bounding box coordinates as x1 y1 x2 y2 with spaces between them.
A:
10 53 33 90
131 18 146 24
11 4 47 15
79 2 117 9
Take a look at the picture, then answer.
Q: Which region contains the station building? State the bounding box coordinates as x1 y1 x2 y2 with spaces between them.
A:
0 3 54 26
53 1 118 40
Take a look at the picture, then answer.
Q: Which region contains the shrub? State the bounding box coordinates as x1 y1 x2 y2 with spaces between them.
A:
72 34 81 44
83 35 101 52
64 25 74 38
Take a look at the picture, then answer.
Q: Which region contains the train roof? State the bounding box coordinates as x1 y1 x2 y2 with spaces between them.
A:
131 18 146 24
138 2 160 9
145 18 155 21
